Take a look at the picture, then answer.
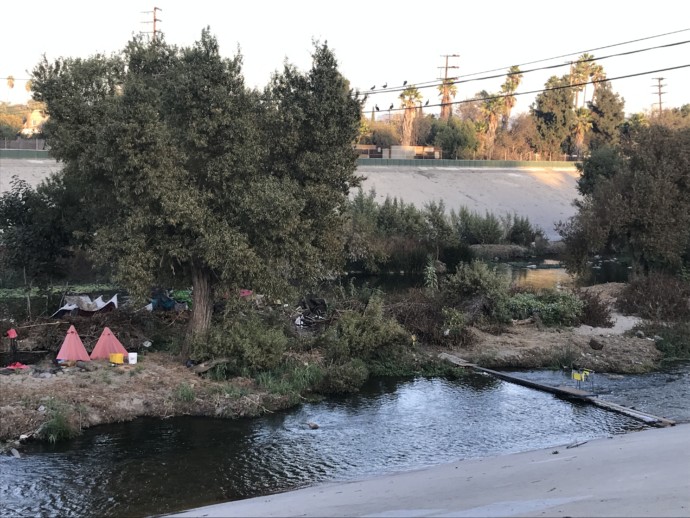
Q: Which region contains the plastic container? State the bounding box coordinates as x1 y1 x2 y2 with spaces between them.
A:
109 353 124 364
128 352 138 365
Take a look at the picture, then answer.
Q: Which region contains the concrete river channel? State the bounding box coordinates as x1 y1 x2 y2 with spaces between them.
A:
2 361 688 517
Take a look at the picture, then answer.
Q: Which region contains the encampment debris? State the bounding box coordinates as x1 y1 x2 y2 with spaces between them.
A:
52 295 118 319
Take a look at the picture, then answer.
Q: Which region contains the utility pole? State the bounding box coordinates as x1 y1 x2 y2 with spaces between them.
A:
141 7 162 41
652 77 665 117
438 54 459 120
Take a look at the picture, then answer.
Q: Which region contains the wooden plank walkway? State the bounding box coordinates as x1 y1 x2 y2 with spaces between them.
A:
439 352 675 427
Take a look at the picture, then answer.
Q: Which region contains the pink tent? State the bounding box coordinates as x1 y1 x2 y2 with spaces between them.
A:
90 327 128 360
56 325 90 362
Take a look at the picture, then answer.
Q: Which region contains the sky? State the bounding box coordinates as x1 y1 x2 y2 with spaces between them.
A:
1 0 689 118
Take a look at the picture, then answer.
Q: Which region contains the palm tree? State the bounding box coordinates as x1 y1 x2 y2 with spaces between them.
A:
500 65 522 129
572 54 606 108
438 78 457 120
571 53 594 108
400 86 423 146
586 63 606 105
572 107 592 157
479 91 504 158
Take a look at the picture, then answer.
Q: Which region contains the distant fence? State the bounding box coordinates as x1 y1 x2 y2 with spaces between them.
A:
0 149 51 159
1 138 47 150
357 158 577 168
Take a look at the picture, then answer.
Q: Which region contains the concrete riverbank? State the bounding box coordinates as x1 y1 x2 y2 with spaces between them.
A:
1 159 580 240
169 424 689 517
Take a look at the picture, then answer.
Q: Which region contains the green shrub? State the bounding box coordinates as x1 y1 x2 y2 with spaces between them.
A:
174 383 195 402
634 322 690 360
442 261 512 324
578 290 614 327
38 401 80 444
452 207 503 245
195 313 288 372
319 359 369 394
507 290 583 327
327 295 411 362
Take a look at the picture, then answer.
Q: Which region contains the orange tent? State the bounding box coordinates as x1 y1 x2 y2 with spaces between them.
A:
90 327 128 360
56 325 90 362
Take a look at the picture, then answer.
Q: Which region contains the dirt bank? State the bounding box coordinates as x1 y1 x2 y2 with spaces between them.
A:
0 351 295 444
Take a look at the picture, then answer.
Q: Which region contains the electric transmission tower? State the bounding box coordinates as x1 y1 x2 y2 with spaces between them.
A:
438 54 459 120
652 77 666 117
141 7 162 41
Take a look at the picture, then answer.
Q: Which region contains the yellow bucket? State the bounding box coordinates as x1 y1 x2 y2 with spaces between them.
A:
109 353 124 364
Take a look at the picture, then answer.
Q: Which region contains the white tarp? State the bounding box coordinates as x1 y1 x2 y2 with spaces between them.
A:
51 294 118 318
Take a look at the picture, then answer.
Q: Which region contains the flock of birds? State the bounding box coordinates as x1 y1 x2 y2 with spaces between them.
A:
370 81 431 112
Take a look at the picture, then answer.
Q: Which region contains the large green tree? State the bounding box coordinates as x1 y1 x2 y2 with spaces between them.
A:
559 125 690 274
32 30 361 342
588 80 625 150
429 117 477 159
531 75 574 158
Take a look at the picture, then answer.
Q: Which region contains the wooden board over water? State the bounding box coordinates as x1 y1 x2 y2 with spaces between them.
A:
439 352 675 427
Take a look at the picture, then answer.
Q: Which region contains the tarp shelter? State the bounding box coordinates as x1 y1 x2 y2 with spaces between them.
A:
90 327 128 360
56 325 90 362
51 294 118 319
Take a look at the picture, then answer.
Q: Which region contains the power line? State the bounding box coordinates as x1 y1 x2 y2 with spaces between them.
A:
365 38 690 96
381 63 690 112
365 26 690 93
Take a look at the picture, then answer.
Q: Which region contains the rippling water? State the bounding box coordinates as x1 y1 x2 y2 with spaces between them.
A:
1 373 649 517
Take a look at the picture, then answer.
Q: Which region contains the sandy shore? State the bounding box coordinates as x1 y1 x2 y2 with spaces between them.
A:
0 159 579 240
169 424 689 517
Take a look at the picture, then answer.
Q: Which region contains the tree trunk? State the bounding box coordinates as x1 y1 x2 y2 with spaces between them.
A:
187 262 213 353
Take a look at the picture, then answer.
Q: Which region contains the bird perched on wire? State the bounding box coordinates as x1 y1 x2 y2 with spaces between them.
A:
424 100 429 106
382 83 388 88
375 104 380 111
403 80 407 86
389 103 394 110
370 85 376 90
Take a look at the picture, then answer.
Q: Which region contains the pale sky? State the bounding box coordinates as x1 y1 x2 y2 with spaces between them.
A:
1 0 689 117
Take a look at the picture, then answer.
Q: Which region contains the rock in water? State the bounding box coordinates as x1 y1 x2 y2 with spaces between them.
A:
306 422 319 430
10 448 20 458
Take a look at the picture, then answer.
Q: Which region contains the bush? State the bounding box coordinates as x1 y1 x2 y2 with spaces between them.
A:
507 290 583 327
442 261 512 324
325 295 410 362
319 359 369 394
617 273 690 321
452 207 503 245
174 383 196 402
634 322 690 360
38 401 81 444
194 313 288 373
577 289 614 327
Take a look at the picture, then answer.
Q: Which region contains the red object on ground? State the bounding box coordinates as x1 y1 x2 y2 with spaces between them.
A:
6 362 28 369
90 327 128 360
239 289 253 298
6 328 17 339
56 325 91 362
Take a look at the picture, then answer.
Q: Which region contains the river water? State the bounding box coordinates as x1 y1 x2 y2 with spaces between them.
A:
1 371 663 518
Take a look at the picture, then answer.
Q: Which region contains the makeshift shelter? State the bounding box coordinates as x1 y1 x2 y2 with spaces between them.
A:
90 327 128 360
51 294 118 319
56 325 90 362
